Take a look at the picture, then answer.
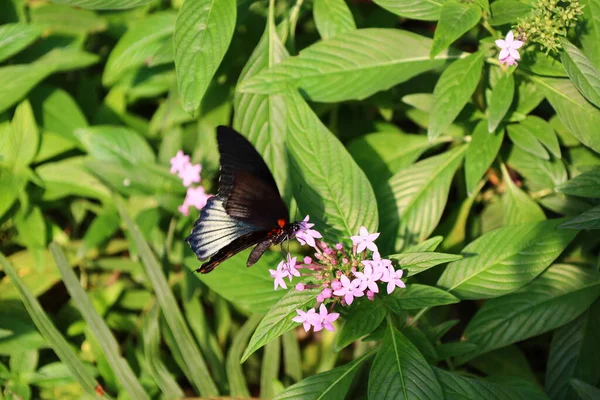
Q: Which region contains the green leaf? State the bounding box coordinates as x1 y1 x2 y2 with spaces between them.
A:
515 74 546 114
273 351 371 400
469 346 537 382
435 342 479 362
313 0 356 39
369 321 443 400
556 168 600 198
465 120 504 195
75 126 155 164
102 12 176 86
373 0 446 21
226 315 261 398
571 379 600 400
500 163 546 225
233 14 291 205
286 90 378 242
260 336 281 399
507 146 567 191
0 254 102 398
438 219 577 299
435 368 549 399
388 252 463 277
488 70 515 133
14 206 46 271
430 0 481 58
559 205 600 229
507 123 550 160
282 331 302 383
239 29 465 103
0 304 46 355
30 3 106 35
534 77 600 153
0 100 38 169
489 0 534 26
520 115 561 158
386 284 460 310
461 264 600 361
184 252 288 314
0 167 27 218
49 243 149 399
347 132 440 190
404 236 444 252
242 288 319 363
174 0 236 114
334 300 386 351
142 305 184 399
428 51 484 141
560 39 600 108
379 145 467 252
546 300 600 400
0 23 43 63
117 201 219 396
580 0 600 70
47 0 154 9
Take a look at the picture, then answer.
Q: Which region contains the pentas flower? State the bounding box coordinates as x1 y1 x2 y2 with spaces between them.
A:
179 163 202 187
496 31 523 66
170 150 211 216
170 150 190 174
277 224 407 333
178 186 211 216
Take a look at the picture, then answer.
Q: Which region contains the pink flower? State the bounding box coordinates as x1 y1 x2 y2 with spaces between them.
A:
363 251 392 282
170 150 190 174
295 215 323 248
333 275 365 305
496 31 523 66
316 294 325 303
335 243 343 250
303 256 312 265
312 304 339 332
292 308 319 332
284 254 300 282
295 283 305 291
331 279 342 291
350 226 380 253
385 266 406 294
178 163 202 187
366 290 375 301
321 287 332 299
269 260 289 290
354 264 382 293
178 186 211 216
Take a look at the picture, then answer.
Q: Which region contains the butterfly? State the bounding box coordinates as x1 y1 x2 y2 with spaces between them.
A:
186 126 303 273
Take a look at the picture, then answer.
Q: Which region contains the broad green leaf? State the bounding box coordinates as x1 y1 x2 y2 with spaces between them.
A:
500 163 545 225
103 12 176 86
239 29 465 103
30 3 107 35
461 264 600 360
14 206 46 271
373 0 446 21
75 126 155 164
571 379 600 400
260 336 281 399
431 0 481 58
559 205 600 229
273 351 371 400
388 252 463 277
0 254 102 398
0 100 38 168
142 305 184 399
0 304 46 355
435 368 549 400
428 51 484 141
226 315 261 398
515 75 546 114
546 300 600 400
379 145 467 252
520 115 561 158
0 167 27 218
580 0 600 69
49 244 148 399
435 342 479 362
282 331 302 382
184 252 288 314
535 77 600 153
489 0 534 26
242 288 319 362
286 90 378 242
369 321 443 400
507 123 550 160
469 346 537 382
405 236 444 252
174 0 236 114
386 284 459 310
117 202 219 396
507 146 567 191
313 0 356 39
488 71 515 133
347 132 441 190
233 14 291 205
334 299 386 351
560 39 600 108
438 219 577 299
48 0 154 9
556 168 600 198
0 23 43 63
465 120 504 195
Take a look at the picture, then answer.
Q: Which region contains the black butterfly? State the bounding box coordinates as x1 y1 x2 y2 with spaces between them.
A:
186 126 302 273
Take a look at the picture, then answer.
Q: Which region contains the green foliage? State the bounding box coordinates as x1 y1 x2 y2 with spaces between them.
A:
0 0 599 398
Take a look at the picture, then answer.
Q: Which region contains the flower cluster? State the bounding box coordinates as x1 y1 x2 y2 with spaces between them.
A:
273 218 406 333
169 151 211 216
495 31 524 67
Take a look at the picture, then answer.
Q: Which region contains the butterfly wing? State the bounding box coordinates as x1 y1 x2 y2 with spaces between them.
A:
186 126 290 272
